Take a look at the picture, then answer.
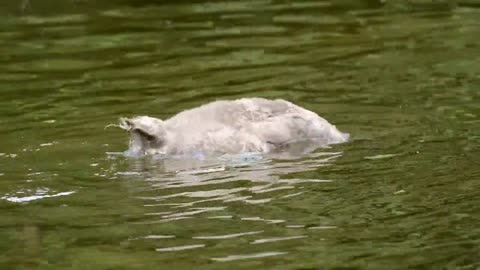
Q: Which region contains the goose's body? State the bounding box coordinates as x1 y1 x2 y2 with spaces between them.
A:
119 98 349 156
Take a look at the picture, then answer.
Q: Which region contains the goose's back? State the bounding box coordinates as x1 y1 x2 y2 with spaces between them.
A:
166 98 300 128
163 98 347 154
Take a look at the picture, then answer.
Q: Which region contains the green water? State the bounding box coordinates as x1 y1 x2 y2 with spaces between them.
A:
1 1 479 269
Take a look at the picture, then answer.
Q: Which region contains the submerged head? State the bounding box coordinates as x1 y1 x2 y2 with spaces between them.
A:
119 116 166 155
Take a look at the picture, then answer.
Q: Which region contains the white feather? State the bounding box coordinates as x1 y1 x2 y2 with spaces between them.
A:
120 98 349 156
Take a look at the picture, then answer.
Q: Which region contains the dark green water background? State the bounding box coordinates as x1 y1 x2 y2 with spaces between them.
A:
1 0 479 269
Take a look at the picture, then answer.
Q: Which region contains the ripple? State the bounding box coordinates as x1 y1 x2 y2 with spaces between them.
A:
143 212 172 216
193 230 263 240
244 198 272 204
140 187 247 200
240 217 286 224
176 166 226 175
211 251 288 262
2 190 75 203
19 14 88 25
273 14 345 25
7 59 107 72
115 171 143 176
0 0 478 267
191 26 286 39
1 0 477 268
208 215 233 219
268 1 332 11
279 192 305 199
156 244 206 252
144 235 176 239
134 216 192 225
308 226 337 230
130 235 176 240
251 185 295 194
251 235 307 244
285 225 305 229
190 0 271 14
161 207 225 218
365 154 400 160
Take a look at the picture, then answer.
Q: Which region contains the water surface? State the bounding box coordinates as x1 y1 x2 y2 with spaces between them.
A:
1 0 479 269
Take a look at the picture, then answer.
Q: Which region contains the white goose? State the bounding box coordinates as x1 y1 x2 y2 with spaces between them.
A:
118 98 349 156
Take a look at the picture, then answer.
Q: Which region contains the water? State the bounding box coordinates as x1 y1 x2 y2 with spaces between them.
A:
1 0 479 269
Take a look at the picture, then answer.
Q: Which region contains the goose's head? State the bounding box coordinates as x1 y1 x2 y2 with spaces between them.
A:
119 116 167 155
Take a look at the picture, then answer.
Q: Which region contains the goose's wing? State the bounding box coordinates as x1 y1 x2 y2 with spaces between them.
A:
241 99 349 146
248 113 313 146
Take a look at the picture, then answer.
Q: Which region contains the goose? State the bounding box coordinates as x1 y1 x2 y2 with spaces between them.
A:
117 98 348 156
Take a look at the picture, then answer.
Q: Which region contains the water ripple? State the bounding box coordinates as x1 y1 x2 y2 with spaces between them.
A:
211 251 288 262
251 235 307 244
156 244 206 252
2 189 75 203
2 1 478 269
193 231 263 240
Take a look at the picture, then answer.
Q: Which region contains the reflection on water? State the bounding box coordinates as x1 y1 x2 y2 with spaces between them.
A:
1 0 480 269
111 151 340 232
